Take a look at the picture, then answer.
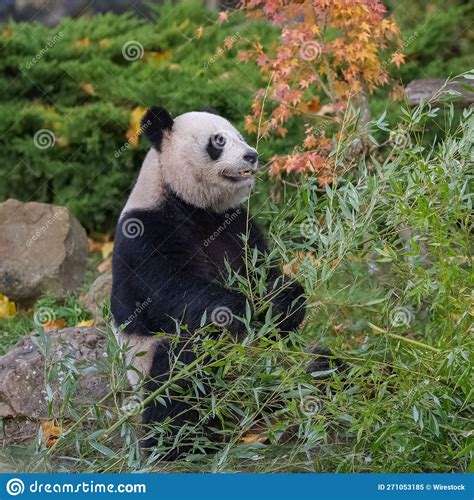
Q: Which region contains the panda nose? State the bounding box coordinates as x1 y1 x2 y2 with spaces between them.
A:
243 151 258 165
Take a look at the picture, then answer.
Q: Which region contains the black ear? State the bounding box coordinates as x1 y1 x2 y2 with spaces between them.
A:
141 106 174 151
202 106 220 116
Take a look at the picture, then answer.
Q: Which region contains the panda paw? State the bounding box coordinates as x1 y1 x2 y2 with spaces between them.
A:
272 281 306 333
304 346 346 376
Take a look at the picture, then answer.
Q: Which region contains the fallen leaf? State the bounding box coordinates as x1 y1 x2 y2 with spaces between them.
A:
97 256 112 274
101 241 114 259
2 27 13 39
240 432 269 444
43 319 66 332
143 49 172 66
283 251 321 275
81 82 96 95
88 237 103 253
345 255 364 262
99 38 112 48
88 235 113 254
0 294 16 318
126 106 147 146
76 319 95 327
74 37 90 49
55 136 67 147
332 323 345 334
41 420 62 447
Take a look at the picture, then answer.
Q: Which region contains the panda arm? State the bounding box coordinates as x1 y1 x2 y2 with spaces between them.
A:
145 266 248 337
247 220 306 333
114 262 248 337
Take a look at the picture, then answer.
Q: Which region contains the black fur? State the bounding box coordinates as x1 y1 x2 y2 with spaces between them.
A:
141 106 174 151
111 188 306 457
112 190 305 337
305 346 346 375
111 105 322 457
206 137 224 161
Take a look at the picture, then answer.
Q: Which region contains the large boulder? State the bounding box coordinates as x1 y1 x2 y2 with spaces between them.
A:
0 199 88 303
83 270 112 325
0 327 109 420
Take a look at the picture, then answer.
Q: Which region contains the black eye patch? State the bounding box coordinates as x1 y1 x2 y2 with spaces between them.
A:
206 134 226 160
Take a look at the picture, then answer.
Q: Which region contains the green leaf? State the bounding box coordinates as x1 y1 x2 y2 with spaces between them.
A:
88 441 115 457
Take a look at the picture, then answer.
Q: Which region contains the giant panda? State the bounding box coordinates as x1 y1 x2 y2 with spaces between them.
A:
111 106 335 458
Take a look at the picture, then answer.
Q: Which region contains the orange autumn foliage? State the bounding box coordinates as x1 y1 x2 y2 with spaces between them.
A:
41 420 62 447
238 0 403 184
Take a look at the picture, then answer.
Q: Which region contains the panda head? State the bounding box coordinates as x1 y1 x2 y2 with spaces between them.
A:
141 106 259 213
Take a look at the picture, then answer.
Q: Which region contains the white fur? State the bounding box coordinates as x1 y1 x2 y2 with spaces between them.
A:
123 148 163 213
117 112 258 386
113 322 164 388
122 111 258 215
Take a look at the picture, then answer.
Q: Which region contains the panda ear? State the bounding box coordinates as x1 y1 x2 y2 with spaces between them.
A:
141 106 174 151
202 106 220 116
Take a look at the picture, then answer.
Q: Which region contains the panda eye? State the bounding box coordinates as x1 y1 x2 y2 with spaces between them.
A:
212 133 226 149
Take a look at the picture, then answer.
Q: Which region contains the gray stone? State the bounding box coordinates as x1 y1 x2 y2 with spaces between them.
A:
0 327 109 420
0 199 88 304
83 271 112 325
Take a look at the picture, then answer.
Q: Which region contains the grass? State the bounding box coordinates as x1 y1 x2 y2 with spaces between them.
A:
0 86 472 474
0 314 34 356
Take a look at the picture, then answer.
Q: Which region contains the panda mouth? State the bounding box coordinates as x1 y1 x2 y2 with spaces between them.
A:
221 169 254 182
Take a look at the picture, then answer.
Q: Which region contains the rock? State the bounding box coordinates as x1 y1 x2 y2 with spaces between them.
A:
0 419 38 447
83 271 112 324
0 327 109 420
0 199 88 304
